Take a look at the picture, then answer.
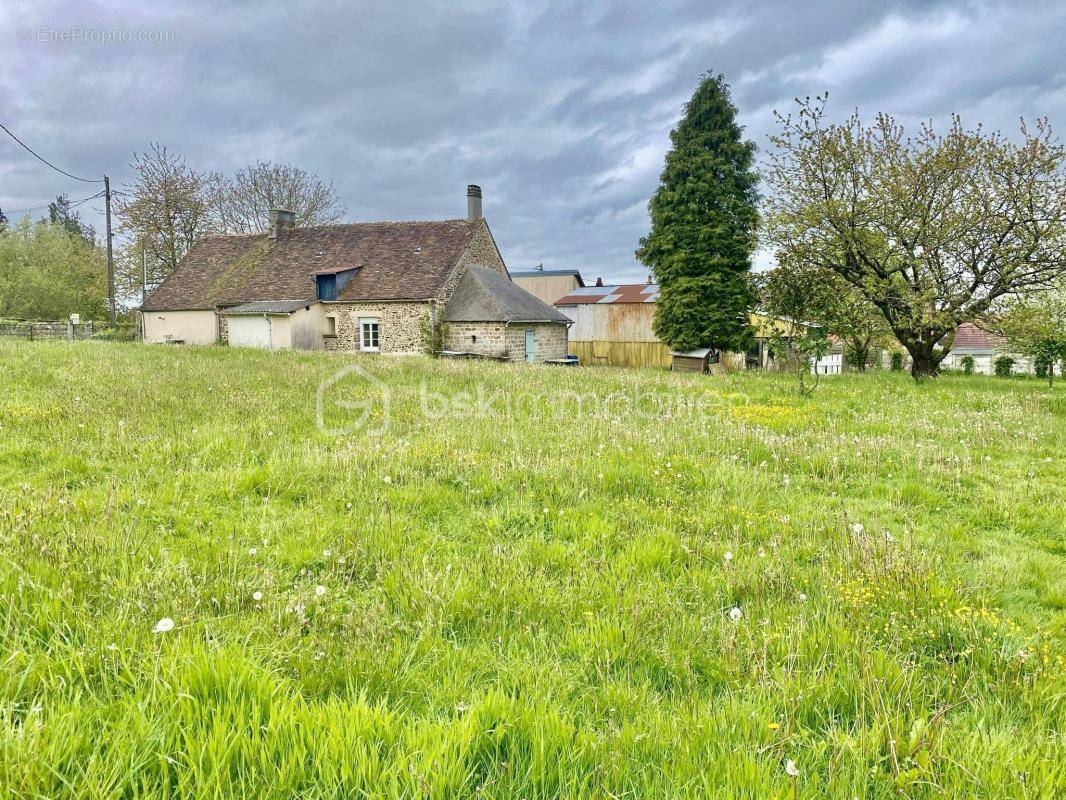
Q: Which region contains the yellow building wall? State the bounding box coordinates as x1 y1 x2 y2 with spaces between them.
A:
142 310 218 345
512 274 581 305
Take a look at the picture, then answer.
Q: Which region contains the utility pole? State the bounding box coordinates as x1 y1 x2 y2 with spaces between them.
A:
141 240 147 305
104 175 116 325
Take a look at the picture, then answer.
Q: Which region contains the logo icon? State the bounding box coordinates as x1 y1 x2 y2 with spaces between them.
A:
315 363 390 436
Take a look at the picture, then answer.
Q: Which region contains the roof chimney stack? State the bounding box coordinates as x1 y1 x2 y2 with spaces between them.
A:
269 209 295 239
466 185 482 222
595 277 603 287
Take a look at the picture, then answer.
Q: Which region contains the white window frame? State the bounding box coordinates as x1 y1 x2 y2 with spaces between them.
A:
359 317 380 352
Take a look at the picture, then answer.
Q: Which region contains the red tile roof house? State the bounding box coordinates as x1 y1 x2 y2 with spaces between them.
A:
139 186 570 363
937 322 1033 375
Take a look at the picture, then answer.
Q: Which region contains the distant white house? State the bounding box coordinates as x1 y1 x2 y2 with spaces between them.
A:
939 322 1035 375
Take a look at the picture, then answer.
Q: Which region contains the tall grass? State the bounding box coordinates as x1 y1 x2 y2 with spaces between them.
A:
0 341 1063 798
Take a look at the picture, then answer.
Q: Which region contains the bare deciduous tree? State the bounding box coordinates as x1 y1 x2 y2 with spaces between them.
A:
114 144 212 293
209 161 345 234
764 97 1066 378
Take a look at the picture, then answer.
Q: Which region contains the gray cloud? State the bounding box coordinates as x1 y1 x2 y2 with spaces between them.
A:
3 0 1064 282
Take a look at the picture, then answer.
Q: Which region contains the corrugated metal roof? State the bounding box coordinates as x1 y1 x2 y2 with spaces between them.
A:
223 300 311 314
555 283 660 305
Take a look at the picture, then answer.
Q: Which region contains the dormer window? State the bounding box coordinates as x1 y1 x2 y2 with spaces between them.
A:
316 274 337 301
312 266 358 301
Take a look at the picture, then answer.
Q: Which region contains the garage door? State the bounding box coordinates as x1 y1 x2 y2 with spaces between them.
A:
228 316 272 349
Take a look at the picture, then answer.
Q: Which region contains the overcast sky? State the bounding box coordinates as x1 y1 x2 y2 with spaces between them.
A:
3 0 1065 283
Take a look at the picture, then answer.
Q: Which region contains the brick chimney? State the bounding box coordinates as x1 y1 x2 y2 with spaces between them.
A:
269 209 295 238
466 185 482 222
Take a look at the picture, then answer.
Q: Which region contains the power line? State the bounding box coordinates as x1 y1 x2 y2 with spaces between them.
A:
1 190 105 216
0 122 104 183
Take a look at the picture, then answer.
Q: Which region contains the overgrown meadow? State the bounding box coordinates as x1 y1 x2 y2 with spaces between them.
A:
1 341 1064 798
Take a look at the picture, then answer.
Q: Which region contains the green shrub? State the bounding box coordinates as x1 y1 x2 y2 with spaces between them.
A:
91 323 136 342
994 355 1015 377
961 355 975 375
890 351 904 372
420 312 445 356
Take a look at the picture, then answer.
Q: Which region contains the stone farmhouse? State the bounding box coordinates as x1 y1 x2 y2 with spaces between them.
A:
139 186 570 363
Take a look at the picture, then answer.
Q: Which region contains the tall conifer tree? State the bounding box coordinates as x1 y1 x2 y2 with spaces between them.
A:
637 73 758 353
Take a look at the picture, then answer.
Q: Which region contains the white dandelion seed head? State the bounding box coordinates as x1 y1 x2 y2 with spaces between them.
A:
728 607 743 622
383 476 392 484
785 759 799 777
248 547 257 556
152 617 175 634
799 592 808 602
724 551 734 562
851 523 864 535
315 585 327 597
252 591 263 602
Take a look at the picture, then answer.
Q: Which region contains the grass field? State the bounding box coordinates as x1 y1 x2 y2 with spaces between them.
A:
1 340 1064 798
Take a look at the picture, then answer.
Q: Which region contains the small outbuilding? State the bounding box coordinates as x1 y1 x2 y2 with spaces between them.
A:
442 265 571 363
670 347 716 373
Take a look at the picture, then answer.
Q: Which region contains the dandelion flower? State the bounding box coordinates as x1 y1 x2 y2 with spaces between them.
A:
248 547 258 556
799 592 808 602
785 759 799 777
851 523 864 535
252 591 263 602
152 617 175 634
728 607 743 622
315 585 327 597
724 551 734 562
383 476 392 484
768 722 781 730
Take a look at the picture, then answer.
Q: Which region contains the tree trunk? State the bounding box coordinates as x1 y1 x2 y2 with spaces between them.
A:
854 346 869 372
907 343 941 379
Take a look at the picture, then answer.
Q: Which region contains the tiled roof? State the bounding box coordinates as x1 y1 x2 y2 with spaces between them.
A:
143 220 479 311
444 266 571 323
554 283 660 305
947 322 1004 352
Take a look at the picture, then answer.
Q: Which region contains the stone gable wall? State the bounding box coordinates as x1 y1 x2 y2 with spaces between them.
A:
436 220 509 311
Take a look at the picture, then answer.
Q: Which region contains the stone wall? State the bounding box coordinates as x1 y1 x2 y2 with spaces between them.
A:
436 220 509 312
443 321 568 363
217 313 229 344
322 301 432 355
